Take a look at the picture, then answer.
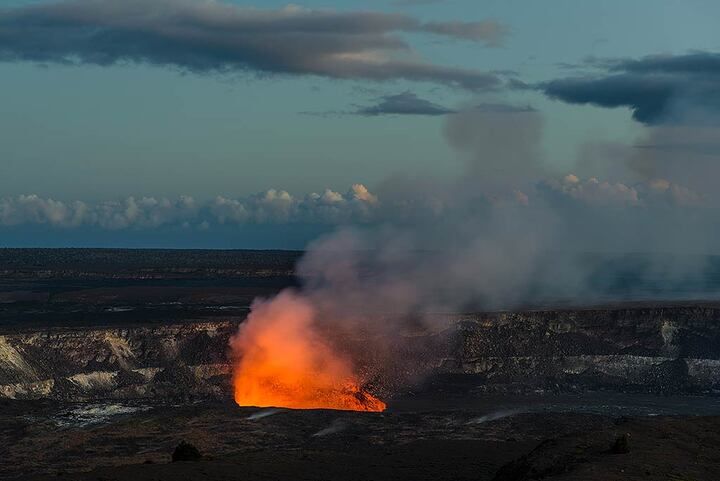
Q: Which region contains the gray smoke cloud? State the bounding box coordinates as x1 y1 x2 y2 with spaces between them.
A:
444 104 543 183
226 96 720 396
572 127 720 206
0 0 506 90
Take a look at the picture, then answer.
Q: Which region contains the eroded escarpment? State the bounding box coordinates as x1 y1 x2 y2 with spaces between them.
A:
1 306 720 401
0 322 236 400
437 307 720 395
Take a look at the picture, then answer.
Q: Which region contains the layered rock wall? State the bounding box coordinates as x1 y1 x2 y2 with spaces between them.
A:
1 306 719 401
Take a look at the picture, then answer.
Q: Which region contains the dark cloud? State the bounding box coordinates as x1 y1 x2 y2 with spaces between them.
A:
540 52 720 124
0 0 506 90
542 74 677 124
613 52 720 75
421 20 508 46
353 91 455 116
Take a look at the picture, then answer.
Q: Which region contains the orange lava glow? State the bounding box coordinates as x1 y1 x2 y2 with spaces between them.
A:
231 291 386 412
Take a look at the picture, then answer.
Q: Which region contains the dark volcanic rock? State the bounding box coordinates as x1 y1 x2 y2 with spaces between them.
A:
433 307 720 396
172 441 202 462
492 438 588 481
645 358 690 394
115 369 146 388
609 433 630 454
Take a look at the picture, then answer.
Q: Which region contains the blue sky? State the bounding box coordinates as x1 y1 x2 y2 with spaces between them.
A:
1 0 720 248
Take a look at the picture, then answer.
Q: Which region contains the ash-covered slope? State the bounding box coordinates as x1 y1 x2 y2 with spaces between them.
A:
1 305 719 401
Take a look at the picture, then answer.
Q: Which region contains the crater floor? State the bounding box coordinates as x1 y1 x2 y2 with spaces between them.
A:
3 396 720 481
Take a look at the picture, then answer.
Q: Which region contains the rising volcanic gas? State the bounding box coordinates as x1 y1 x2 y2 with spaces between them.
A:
231 291 386 412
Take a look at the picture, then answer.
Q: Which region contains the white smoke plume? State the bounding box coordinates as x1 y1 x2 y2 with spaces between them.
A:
228 103 720 399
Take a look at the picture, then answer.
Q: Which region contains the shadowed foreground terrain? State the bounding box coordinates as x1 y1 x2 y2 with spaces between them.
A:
4 399 720 481
1 249 720 480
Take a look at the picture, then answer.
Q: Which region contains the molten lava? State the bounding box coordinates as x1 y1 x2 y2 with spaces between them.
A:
231 291 386 412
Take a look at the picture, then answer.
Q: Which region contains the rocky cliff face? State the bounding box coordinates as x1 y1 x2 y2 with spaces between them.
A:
1 306 719 401
435 307 720 395
0 322 237 401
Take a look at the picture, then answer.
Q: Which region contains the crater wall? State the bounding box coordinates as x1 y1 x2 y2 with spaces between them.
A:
1 306 719 401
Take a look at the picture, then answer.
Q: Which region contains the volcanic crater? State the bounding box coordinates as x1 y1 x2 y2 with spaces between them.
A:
1 249 720 480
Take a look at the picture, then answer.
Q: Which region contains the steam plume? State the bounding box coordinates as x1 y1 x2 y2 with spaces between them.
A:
230 101 720 401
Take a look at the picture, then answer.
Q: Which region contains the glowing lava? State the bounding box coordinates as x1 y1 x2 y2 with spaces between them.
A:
231 291 386 412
